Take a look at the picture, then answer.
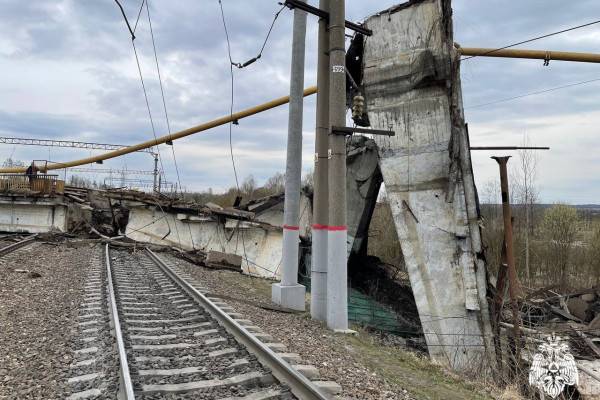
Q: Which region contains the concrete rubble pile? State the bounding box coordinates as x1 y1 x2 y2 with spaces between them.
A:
492 285 600 397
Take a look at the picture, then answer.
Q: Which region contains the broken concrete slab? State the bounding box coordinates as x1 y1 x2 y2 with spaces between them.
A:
0 197 68 233
346 136 382 261
577 360 600 399
590 314 600 331
206 251 242 269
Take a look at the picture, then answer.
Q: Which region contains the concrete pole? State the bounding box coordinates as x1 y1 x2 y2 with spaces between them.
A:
326 0 348 331
310 0 330 322
271 0 307 311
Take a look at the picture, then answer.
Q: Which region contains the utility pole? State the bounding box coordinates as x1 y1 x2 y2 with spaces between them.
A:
310 0 330 322
272 0 307 311
326 0 348 330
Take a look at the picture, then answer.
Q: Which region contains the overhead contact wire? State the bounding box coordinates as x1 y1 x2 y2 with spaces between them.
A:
146 0 196 249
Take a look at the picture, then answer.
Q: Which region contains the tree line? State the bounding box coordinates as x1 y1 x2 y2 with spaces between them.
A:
480 137 600 290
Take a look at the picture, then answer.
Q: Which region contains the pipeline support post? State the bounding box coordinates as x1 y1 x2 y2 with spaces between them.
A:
310 0 330 322
492 156 521 370
272 0 307 311
326 0 348 331
152 153 159 193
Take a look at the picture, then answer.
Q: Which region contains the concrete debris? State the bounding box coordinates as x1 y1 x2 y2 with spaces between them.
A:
206 250 242 272
515 286 600 396
590 314 600 331
567 296 591 321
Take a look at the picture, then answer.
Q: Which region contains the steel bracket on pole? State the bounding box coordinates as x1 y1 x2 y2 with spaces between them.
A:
330 126 394 136
282 0 372 36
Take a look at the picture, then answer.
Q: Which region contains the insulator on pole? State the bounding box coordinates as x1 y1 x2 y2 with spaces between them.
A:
352 94 364 120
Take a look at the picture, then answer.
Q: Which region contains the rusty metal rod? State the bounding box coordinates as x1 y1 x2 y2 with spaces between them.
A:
492 156 521 369
0 86 318 174
458 47 600 63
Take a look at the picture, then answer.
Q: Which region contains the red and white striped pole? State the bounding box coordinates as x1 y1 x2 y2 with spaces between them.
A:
326 0 348 330
310 0 330 321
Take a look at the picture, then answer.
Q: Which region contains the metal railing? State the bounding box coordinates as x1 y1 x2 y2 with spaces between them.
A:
0 174 64 195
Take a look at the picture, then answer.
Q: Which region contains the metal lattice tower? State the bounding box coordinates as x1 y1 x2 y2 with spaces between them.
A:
0 136 162 192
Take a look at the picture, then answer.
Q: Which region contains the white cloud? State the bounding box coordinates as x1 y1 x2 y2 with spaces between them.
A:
0 0 598 203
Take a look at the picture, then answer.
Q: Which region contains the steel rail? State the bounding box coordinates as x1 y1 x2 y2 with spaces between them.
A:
145 248 329 400
104 244 136 400
0 234 38 257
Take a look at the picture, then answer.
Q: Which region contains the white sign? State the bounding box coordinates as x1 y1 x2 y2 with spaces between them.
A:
332 65 345 73
529 334 579 398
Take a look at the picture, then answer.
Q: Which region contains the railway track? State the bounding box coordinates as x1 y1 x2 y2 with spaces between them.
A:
0 233 37 257
66 245 330 400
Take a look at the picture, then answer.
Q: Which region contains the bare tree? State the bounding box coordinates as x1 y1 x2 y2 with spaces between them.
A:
2 158 24 167
263 172 285 194
240 175 256 199
481 178 500 205
513 133 539 284
301 170 314 189
540 204 580 290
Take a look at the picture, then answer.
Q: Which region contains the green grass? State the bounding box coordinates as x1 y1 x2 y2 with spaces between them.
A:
341 329 496 400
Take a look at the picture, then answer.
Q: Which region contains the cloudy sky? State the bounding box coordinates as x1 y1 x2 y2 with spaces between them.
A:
0 0 598 203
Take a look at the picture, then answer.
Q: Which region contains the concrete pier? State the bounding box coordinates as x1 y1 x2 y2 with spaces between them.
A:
362 1 493 369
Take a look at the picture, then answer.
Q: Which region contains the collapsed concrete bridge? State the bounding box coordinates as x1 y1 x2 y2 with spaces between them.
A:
0 0 493 371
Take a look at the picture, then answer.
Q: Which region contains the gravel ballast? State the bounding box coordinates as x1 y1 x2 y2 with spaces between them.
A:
163 253 409 400
0 241 93 399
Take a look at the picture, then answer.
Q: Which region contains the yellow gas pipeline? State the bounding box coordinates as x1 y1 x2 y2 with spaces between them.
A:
6 47 600 174
0 86 318 173
458 47 600 63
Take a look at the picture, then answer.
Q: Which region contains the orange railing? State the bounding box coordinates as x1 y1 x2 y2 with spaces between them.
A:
0 174 65 195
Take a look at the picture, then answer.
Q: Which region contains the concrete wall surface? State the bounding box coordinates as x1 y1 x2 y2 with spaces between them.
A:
363 0 493 369
126 207 283 278
346 136 382 260
0 198 67 233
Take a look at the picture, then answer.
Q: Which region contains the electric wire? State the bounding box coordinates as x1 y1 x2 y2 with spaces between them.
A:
114 0 183 249
216 0 287 274
218 0 286 69
133 0 145 33
461 18 600 61
145 0 181 191
465 77 600 109
145 0 197 250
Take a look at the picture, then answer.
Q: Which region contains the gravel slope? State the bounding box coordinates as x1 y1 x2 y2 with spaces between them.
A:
0 241 93 399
